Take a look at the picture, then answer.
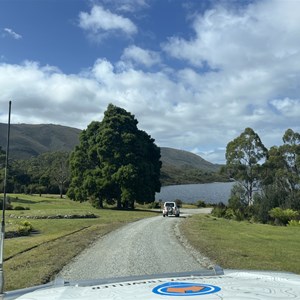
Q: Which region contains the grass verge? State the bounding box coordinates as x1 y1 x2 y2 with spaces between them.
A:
2 194 159 291
181 214 300 274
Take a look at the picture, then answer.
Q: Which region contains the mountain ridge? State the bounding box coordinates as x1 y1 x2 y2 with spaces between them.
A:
0 123 81 158
0 123 224 184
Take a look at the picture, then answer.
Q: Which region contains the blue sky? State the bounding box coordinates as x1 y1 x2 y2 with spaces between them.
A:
1 0 300 164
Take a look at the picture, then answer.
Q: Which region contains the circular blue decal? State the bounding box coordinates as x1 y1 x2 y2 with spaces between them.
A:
152 282 221 296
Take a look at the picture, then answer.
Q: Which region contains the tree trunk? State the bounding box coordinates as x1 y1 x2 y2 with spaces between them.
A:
99 198 103 208
117 198 122 209
59 183 63 199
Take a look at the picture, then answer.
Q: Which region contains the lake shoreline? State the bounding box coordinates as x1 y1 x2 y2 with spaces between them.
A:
156 182 234 205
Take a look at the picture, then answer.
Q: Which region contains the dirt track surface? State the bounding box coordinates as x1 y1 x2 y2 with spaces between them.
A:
59 208 213 281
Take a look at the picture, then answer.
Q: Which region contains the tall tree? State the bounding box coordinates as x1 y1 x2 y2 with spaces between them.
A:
225 127 268 205
253 146 289 222
264 129 300 209
254 129 300 221
68 104 161 209
281 129 300 185
48 152 70 198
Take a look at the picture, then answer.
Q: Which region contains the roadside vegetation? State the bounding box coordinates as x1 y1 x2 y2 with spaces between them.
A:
220 128 300 224
181 213 300 274
184 127 299 274
1 194 158 291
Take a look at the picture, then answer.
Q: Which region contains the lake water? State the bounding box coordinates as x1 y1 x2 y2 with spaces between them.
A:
155 182 235 205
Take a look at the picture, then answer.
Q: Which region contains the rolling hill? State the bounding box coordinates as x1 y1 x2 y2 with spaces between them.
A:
160 147 224 185
0 123 225 184
0 123 81 159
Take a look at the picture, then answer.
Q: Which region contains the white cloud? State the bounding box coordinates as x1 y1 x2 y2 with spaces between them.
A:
270 98 300 117
79 5 137 41
160 0 300 151
121 45 161 67
1 47 299 164
192 148 226 165
2 1 300 164
163 0 300 72
3 28 22 40
0 61 106 128
104 0 149 13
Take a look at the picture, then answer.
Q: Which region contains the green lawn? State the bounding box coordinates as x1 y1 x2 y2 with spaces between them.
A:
181 214 300 274
1 194 159 291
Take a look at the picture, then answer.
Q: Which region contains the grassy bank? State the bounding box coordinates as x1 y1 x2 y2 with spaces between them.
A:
181 214 300 274
2 194 158 291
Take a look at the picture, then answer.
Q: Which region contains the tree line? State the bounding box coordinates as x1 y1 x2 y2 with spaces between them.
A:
219 127 300 224
2 105 299 217
0 150 69 198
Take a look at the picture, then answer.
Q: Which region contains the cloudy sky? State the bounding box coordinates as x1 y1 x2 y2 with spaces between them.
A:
1 0 300 164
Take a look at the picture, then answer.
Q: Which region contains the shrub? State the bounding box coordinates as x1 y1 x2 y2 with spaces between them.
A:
17 221 33 236
269 207 299 226
14 206 30 211
233 209 246 221
228 184 248 210
211 202 227 218
175 199 183 208
148 201 160 209
224 208 235 219
195 200 206 208
288 220 300 227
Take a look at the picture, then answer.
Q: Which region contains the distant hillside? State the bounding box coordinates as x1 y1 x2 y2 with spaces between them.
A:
160 147 225 185
0 123 226 184
161 147 220 172
0 123 81 159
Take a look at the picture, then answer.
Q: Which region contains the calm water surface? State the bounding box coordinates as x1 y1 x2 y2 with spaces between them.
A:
155 182 235 205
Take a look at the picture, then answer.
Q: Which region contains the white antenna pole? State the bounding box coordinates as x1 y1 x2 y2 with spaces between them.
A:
0 101 12 298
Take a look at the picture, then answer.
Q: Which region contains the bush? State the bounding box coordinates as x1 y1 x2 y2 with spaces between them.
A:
211 202 227 218
147 201 160 209
175 199 183 208
14 206 30 211
269 207 299 226
288 220 300 227
17 221 33 236
224 208 235 219
233 209 246 221
228 184 248 210
195 200 206 208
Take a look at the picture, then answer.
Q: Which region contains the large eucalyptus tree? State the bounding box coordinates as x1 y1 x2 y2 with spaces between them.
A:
225 127 268 206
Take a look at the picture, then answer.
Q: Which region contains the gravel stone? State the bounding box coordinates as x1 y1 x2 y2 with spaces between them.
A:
58 208 213 281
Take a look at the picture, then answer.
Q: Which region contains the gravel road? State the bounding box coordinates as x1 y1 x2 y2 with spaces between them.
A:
58 208 213 281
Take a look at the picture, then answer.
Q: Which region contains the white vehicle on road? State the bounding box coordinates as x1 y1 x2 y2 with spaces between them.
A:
162 201 180 217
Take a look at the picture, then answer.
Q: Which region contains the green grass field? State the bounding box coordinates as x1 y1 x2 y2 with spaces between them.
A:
2 194 159 291
181 214 300 274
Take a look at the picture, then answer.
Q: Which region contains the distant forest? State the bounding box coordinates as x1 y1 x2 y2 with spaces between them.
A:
0 123 227 198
